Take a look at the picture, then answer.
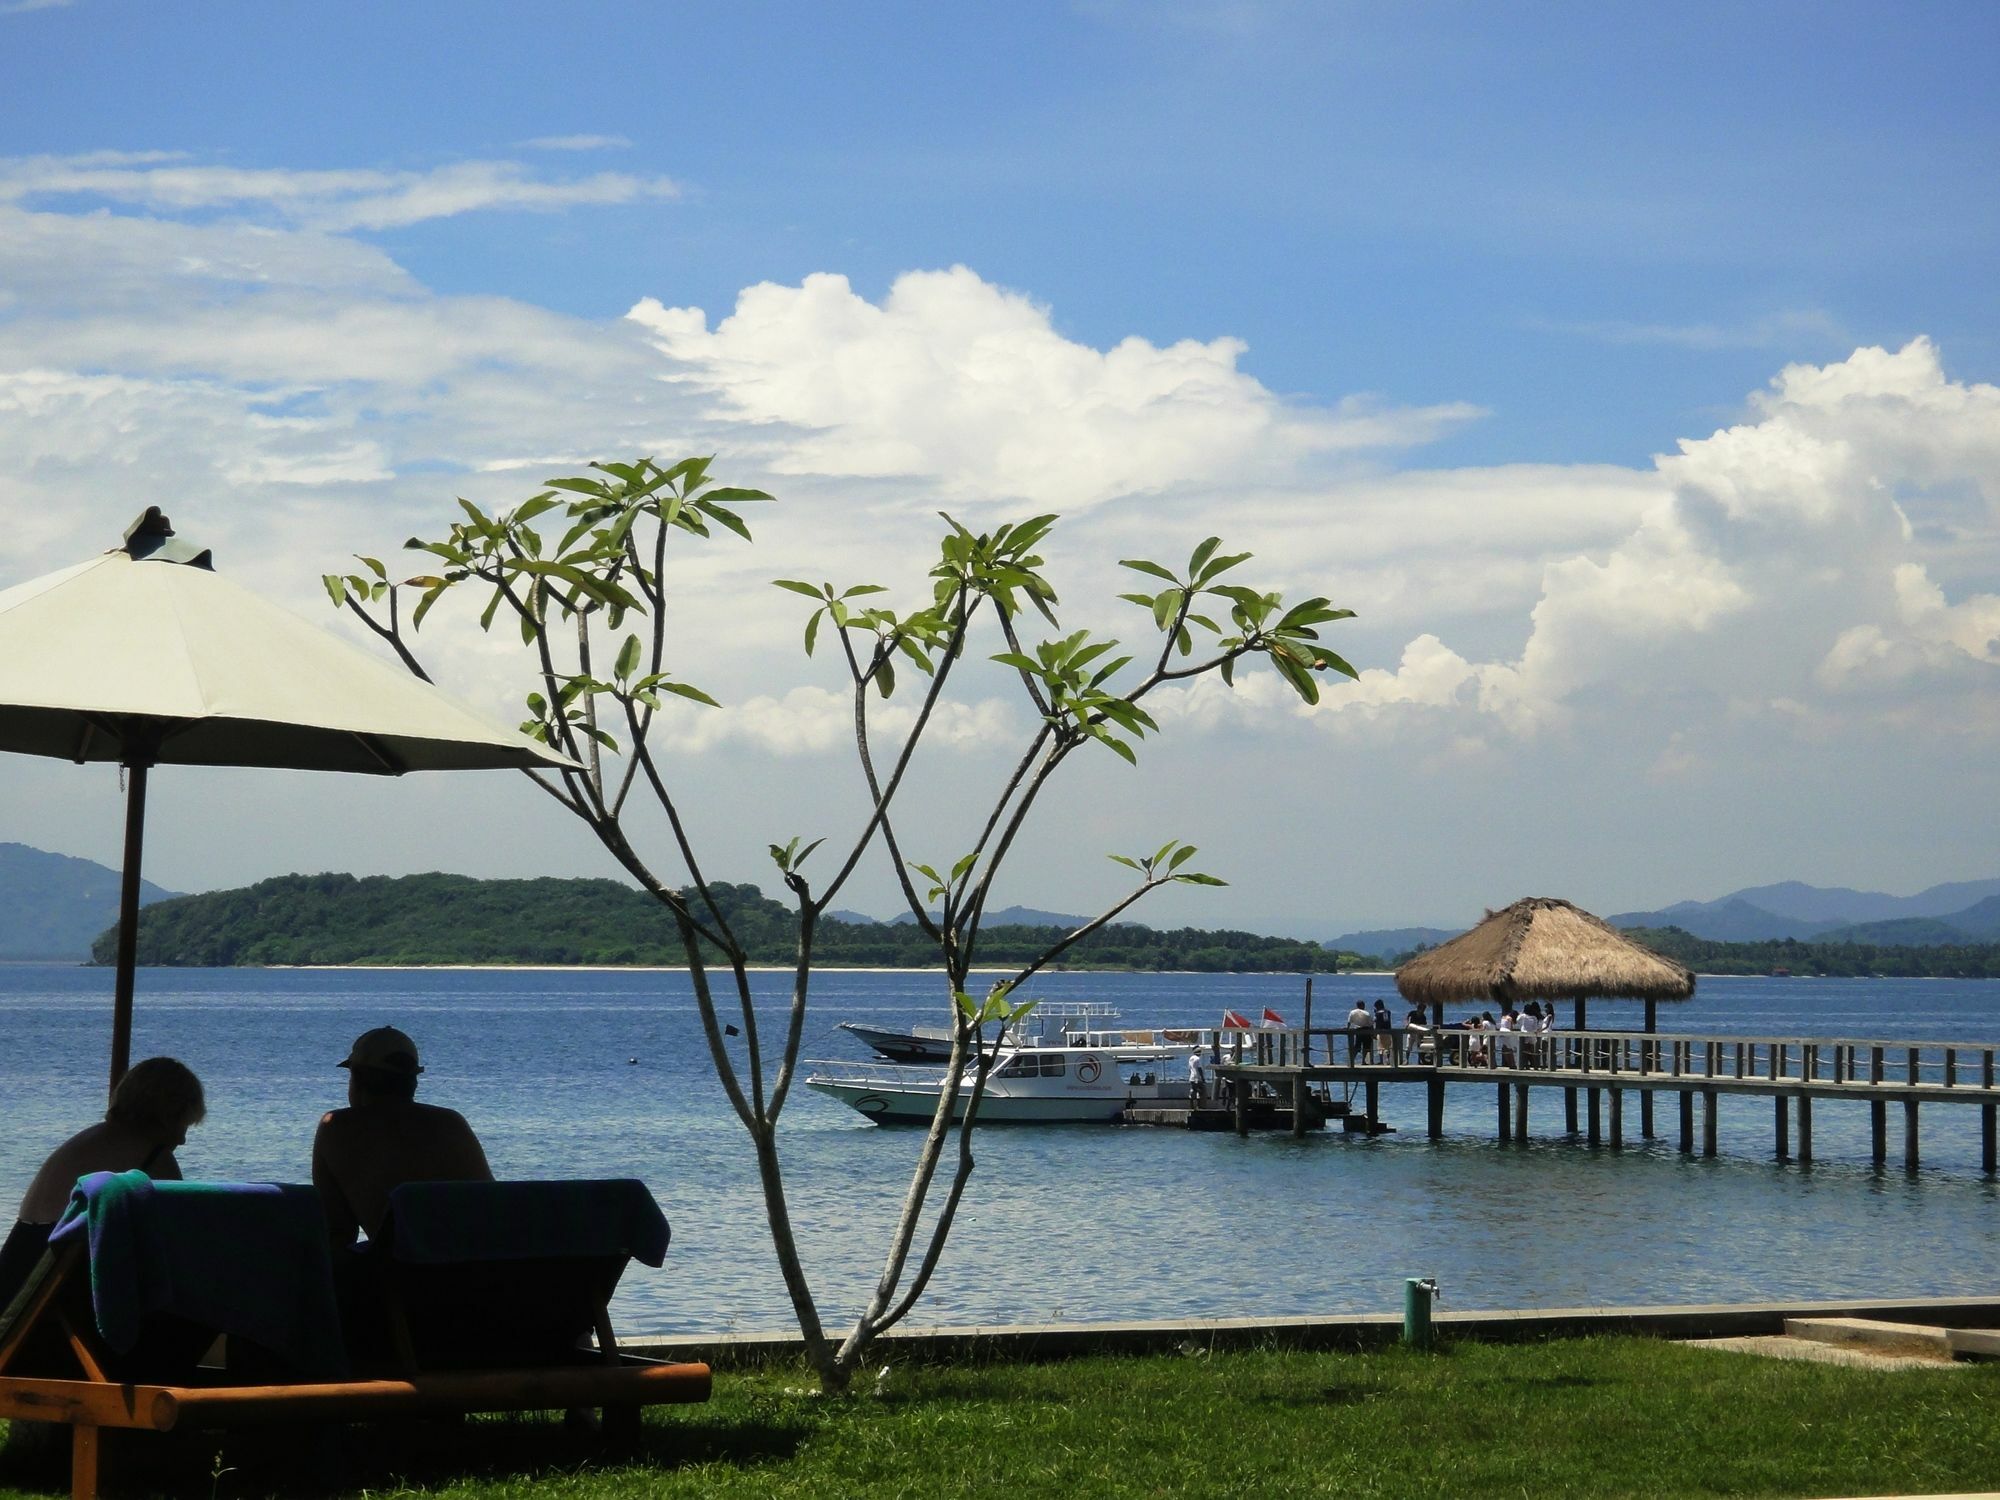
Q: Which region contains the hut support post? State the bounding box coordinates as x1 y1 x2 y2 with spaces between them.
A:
1797 1093 1812 1165
1640 998 1656 1137
1774 1094 1789 1162
1291 1072 1308 1138
1983 1104 1996 1176
1234 1080 1249 1138
1871 1100 1887 1166
1609 1088 1623 1150
1574 997 1587 1032
1427 1076 1445 1139
1702 1089 1718 1156
1565 1087 1577 1134
1586 1088 1601 1145
1366 1078 1379 1129
1496 1082 1511 1142
1679 1090 1694 1153
1515 1082 1529 1139
1904 1099 1920 1172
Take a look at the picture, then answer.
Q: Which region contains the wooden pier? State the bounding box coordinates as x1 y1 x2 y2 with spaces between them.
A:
1208 1027 2000 1173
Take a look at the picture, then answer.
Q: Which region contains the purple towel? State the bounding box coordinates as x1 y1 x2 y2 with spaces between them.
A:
50 1171 347 1378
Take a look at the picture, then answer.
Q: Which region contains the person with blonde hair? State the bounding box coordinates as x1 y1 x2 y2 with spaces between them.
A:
0 1056 206 1308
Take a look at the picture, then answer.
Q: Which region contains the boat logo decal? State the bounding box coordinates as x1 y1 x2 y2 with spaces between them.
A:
1076 1056 1102 1084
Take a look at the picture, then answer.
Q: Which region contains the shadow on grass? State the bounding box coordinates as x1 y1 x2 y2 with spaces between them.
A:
1255 1384 1387 1407
0 1408 815 1497
1511 1372 1597 1390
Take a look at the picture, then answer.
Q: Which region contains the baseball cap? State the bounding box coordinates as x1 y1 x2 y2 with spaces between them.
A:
338 1026 424 1075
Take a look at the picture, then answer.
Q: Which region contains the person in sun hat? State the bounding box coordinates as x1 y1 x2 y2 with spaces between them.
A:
310 1026 492 1247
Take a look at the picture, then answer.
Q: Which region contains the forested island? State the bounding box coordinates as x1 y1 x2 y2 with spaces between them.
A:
92 872 1372 973
1609 927 2000 980
85 873 2000 977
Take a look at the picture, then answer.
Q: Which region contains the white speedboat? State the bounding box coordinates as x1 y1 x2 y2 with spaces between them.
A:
806 1036 1196 1125
837 1001 1176 1064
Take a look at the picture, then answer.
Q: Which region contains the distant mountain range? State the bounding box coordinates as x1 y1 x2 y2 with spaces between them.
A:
1324 926 1460 959
0 842 178 959
1606 880 2000 946
1326 879 2000 956
11 836 2000 964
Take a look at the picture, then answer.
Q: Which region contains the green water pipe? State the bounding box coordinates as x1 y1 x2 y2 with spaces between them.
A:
1403 1277 1439 1350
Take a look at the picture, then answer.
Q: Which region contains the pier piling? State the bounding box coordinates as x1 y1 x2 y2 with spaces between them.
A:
1211 1025 2000 1179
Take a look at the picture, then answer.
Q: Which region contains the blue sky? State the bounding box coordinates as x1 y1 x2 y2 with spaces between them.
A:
2 2 1998 935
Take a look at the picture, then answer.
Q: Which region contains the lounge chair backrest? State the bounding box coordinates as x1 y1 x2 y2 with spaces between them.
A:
368 1179 670 1374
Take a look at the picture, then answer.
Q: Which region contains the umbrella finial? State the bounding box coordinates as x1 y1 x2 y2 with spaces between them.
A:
123 507 173 552
122 508 212 569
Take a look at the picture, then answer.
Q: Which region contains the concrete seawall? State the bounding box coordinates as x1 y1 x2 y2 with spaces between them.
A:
626 1292 2000 1368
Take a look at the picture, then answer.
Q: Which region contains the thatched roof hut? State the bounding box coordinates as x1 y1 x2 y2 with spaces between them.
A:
1395 896 1694 1027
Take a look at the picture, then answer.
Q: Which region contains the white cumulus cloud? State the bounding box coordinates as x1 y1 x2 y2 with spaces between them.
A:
629 268 1484 511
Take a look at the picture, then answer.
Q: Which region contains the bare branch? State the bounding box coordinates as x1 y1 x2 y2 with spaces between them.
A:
814 592 980 909
988 877 1169 995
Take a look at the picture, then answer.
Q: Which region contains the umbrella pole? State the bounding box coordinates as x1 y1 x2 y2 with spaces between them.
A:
109 760 149 1097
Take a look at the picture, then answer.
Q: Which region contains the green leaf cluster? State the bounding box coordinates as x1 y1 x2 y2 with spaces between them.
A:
1120 537 1358 703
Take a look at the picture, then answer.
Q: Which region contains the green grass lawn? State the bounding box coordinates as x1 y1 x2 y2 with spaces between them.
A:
3 1337 1996 1498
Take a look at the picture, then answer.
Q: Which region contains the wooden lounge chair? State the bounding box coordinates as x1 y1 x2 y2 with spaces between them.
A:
0 1172 710 1500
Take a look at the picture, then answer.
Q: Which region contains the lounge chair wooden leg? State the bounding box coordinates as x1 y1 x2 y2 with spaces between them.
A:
601 1402 641 1449
71 1422 100 1500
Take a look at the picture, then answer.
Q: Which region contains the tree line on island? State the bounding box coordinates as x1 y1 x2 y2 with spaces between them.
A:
92 871 1375 972
1611 926 2000 980
94 874 2000 978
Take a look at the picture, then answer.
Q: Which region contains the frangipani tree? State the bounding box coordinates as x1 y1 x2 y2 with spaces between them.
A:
328 456 1356 1391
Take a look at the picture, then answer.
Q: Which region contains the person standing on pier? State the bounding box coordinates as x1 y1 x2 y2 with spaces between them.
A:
1347 999 1373 1064
1186 1047 1207 1107
1404 1003 1430 1064
1374 999 1397 1063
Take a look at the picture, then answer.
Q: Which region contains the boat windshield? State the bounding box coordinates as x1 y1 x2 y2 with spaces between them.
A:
996 1053 1067 1078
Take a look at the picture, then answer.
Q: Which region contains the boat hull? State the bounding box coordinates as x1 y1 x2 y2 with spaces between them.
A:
806 1077 1142 1124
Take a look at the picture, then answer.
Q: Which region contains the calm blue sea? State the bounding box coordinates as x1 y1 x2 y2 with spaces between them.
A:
2 964 1997 1336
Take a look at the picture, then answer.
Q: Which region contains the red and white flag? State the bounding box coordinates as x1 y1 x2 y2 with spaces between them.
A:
1261 1008 1286 1027
1221 1009 1254 1030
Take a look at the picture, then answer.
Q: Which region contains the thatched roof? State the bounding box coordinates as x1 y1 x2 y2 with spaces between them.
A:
1395 896 1695 1007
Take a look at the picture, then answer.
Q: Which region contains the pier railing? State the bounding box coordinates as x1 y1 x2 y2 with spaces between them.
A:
1227 1027 2000 1097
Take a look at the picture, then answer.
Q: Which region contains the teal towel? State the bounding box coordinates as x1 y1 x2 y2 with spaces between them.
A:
384 1179 669 1267
49 1170 347 1378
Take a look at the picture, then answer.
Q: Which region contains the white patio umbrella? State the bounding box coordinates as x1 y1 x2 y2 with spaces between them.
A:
0 509 574 1091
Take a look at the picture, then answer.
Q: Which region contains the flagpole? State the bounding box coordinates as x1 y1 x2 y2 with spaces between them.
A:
1303 975 1313 1066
